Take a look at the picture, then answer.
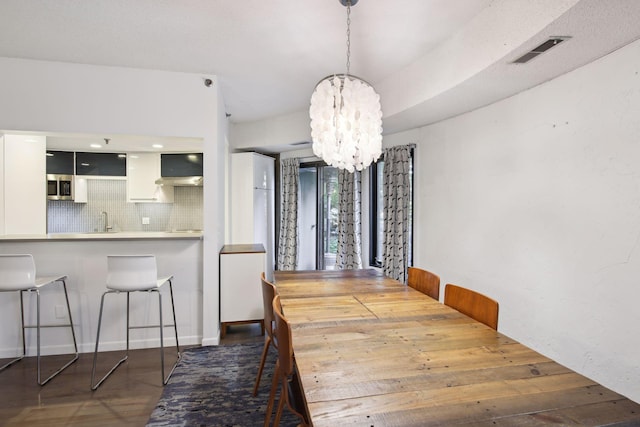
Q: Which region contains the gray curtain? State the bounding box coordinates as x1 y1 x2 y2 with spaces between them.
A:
277 158 299 270
382 145 412 282
335 170 362 269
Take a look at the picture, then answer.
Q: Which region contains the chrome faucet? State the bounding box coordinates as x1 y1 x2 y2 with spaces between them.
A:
100 211 112 232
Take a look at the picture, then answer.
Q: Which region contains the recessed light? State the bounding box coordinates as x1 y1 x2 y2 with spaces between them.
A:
152 144 163 149
90 144 102 148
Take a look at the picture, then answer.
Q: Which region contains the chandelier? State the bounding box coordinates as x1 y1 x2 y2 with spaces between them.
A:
309 0 382 173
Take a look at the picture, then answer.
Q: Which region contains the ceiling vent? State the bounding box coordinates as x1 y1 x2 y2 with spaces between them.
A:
512 37 571 64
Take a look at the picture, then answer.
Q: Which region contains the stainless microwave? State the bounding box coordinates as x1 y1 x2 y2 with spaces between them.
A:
47 174 74 201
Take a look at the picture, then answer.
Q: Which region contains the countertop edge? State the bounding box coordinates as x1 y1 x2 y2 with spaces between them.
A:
0 232 204 242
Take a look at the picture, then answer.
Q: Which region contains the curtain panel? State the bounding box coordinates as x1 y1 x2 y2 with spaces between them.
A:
382 145 412 282
277 158 299 270
336 170 363 269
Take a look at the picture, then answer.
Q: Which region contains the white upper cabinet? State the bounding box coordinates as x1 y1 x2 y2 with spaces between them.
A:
126 152 174 203
1 134 47 234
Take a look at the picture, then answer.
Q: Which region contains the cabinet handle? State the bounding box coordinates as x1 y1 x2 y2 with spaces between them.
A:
131 198 158 201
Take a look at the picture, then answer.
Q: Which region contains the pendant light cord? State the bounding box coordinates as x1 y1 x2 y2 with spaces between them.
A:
346 0 351 75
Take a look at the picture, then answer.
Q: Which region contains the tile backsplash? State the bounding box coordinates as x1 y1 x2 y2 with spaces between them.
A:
47 179 203 233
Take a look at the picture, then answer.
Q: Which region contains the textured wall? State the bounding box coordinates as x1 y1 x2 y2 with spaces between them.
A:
385 38 640 403
47 179 202 233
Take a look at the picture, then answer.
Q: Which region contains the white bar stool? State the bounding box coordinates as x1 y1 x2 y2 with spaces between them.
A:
0 254 78 385
91 255 181 390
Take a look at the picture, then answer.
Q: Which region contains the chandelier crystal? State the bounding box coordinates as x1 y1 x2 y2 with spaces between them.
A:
309 0 382 173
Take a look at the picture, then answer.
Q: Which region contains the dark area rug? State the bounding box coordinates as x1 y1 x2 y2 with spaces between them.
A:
146 342 301 426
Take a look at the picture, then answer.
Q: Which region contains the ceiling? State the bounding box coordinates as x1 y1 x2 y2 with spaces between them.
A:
1 0 640 152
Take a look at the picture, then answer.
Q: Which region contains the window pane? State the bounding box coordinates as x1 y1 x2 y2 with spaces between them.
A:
321 166 339 270
370 152 414 268
298 167 317 270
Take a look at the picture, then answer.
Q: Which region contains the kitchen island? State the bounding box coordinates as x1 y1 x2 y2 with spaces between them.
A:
0 232 203 358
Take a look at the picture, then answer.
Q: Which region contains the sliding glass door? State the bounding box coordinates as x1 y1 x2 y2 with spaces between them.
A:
298 163 339 270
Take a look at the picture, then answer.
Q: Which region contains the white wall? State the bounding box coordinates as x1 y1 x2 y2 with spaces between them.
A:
230 109 310 150
0 57 224 346
386 39 640 403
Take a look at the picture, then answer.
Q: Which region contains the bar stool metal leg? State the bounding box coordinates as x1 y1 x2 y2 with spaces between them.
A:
37 280 79 385
156 282 181 385
91 283 181 390
14 279 79 386
91 290 128 391
0 256 77 385
0 292 27 372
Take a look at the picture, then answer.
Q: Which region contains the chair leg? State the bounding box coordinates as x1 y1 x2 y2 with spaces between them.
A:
37 280 79 386
36 289 42 384
126 292 130 352
287 367 310 426
158 289 166 383
91 291 128 390
274 375 308 427
253 335 272 396
0 292 27 373
20 290 27 357
264 360 281 427
1 284 79 385
273 377 288 427
168 280 181 354
159 281 180 385
61 280 79 356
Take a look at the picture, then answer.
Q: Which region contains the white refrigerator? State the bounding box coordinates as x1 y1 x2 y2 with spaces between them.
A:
230 152 275 280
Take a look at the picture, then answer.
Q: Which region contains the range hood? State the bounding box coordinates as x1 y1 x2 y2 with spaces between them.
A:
155 176 203 186
157 153 203 186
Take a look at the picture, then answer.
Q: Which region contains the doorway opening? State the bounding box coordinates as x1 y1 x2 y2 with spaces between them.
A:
298 163 339 270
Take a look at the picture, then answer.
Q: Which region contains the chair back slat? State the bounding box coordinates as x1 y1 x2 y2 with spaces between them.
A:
261 273 277 340
407 267 440 300
444 283 499 330
273 295 294 376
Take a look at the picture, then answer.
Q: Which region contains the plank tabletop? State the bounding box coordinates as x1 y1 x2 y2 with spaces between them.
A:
274 269 640 427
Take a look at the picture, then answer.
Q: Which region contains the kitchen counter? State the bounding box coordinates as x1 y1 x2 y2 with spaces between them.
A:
0 231 204 357
0 231 203 242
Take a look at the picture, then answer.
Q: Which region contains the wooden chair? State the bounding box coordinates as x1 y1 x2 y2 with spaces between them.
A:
407 266 441 300
264 295 308 427
444 283 499 330
253 272 277 396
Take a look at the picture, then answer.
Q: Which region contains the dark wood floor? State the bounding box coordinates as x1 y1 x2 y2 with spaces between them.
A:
0 324 264 427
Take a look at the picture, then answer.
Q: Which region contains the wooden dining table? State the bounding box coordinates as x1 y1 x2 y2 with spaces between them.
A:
274 269 640 426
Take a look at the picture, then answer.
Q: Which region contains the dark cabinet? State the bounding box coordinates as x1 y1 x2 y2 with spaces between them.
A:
76 152 126 176
46 151 75 174
161 153 203 177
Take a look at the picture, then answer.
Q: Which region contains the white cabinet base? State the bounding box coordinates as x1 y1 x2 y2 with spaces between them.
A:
219 244 266 338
